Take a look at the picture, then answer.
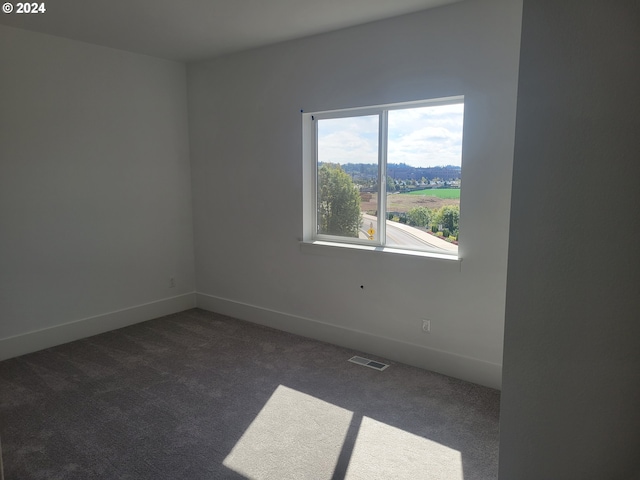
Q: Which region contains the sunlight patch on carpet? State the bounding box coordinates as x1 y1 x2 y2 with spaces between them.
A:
345 416 463 479
223 384 463 479
223 385 353 479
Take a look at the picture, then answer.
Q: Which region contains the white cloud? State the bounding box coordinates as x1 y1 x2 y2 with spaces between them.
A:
388 104 464 167
317 103 464 168
318 115 378 165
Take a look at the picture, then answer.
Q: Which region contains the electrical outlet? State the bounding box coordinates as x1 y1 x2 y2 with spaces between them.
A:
169 277 175 288
422 319 431 333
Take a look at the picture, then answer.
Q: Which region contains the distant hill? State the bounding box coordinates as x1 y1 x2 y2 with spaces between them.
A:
386 164 461 181
336 163 461 181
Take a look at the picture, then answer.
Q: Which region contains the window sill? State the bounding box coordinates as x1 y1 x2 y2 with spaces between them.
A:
299 240 461 263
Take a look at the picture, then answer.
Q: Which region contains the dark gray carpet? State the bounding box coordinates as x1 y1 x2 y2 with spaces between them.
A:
0 309 500 479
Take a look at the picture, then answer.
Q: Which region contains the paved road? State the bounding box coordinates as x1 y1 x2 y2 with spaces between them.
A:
360 214 457 253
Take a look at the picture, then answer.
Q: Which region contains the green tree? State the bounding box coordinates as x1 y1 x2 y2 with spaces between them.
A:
434 205 460 235
406 206 433 227
386 175 397 193
317 164 363 237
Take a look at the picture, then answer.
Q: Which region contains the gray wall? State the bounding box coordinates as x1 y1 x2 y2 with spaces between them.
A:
499 1 640 478
0 26 195 351
188 0 522 388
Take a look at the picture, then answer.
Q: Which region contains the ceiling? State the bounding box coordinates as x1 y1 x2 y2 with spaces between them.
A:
0 0 461 62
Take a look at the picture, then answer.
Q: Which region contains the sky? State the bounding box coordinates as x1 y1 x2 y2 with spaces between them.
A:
317 103 464 168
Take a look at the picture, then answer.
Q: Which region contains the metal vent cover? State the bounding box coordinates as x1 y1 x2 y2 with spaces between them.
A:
348 356 389 371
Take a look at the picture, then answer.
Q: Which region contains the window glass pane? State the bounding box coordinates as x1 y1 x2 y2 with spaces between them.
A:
385 104 464 254
317 115 379 240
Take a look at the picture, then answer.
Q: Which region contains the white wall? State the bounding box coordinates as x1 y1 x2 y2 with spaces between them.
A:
0 26 196 358
188 0 522 388
499 1 640 478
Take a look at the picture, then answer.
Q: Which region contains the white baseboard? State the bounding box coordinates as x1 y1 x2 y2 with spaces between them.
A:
196 292 502 390
0 293 197 361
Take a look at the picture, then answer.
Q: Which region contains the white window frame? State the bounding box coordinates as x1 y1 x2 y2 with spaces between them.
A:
302 96 464 260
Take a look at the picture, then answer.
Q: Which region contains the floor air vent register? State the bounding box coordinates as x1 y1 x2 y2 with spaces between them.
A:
348 356 389 371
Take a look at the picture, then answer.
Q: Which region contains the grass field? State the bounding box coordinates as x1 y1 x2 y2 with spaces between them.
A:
404 188 461 199
360 191 460 214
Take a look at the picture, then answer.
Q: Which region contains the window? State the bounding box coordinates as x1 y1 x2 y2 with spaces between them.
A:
303 97 464 258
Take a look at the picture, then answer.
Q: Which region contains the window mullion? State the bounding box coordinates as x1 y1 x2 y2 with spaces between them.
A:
378 111 388 246
312 117 318 239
